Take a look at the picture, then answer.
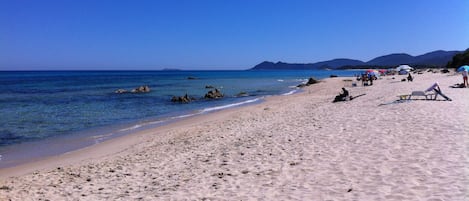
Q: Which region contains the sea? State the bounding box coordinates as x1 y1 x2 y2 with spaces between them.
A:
0 70 361 168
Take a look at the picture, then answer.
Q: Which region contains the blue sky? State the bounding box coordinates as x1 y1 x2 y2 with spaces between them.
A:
1 0 468 70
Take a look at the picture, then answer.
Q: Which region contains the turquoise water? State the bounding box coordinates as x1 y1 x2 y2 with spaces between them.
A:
0 70 360 167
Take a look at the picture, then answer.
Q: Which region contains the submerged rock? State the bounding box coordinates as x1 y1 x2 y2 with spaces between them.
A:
236 91 248 97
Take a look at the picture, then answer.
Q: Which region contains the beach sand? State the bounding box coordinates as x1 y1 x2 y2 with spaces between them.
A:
1 72 468 200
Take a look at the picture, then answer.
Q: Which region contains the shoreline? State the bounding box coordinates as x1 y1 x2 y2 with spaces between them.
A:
1 72 468 200
0 95 267 174
0 95 267 170
0 85 302 177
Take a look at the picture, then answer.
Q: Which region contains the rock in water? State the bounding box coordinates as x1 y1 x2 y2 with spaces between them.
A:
131 85 151 93
115 89 128 94
236 91 248 97
204 89 224 99
171 94 195 103
297 77 319 88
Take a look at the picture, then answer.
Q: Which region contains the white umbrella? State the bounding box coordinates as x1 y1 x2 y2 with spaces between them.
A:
396 64 413 71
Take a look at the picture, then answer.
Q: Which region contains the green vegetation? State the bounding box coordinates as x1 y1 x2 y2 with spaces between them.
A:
447 48 469 68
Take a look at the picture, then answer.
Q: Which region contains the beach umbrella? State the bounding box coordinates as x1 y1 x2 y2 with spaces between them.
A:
378 69 387 75
365 70 379 77
457 65 469 72
396 65 413 71
365 69 379 74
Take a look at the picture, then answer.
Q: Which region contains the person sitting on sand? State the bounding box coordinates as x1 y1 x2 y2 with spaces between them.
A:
407 73 413 82
341 87 349 97
333 88 350 102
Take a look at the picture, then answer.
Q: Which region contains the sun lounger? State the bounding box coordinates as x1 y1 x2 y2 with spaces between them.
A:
408 82 452 101
408 90 434 100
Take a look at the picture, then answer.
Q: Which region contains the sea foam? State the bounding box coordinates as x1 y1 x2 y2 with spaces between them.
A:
200 98 261 113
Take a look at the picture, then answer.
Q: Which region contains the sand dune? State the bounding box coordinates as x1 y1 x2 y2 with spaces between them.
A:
1 72 468 200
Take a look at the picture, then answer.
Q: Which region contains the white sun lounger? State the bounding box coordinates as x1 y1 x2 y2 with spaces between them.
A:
409 90 434 100
408 82 451 101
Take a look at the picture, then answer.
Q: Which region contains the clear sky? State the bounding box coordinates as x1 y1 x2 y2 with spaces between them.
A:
1 0 468 70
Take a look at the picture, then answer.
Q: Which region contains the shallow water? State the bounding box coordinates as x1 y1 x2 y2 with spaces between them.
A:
0 70 361 167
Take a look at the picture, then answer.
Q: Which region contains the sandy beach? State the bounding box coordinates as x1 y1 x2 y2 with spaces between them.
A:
1 71 468 200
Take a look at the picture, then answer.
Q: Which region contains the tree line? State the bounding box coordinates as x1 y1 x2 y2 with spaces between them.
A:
447 48 469 68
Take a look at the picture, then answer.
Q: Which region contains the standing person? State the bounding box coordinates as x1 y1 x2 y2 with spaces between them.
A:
407 73 413 82
462 70 468 87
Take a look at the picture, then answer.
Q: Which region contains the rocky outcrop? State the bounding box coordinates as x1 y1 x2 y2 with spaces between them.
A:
187 76 197 80
297 77 319 88
131 85 151 93
115 85 151 94
204 89 224 99
171 94 195 103
205 85 214 89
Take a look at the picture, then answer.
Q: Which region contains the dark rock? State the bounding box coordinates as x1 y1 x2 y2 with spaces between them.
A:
131 85 151 93
297 83 308 88
204 89 224 99
0 186 11 190
297 77 319 88
441 69 450 73
187 76 197 80
171 94 195 103
205 85 214 89
330 74 338 78
307 77 319 85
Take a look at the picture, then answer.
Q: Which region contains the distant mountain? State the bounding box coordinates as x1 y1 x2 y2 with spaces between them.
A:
252 59 364 70
250 50 462 70
313 58 365 69
252 61 315 70
413 50 462 66
366 53 415 66
366 50 461 66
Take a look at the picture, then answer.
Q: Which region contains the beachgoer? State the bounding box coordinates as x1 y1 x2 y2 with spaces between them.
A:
368 74 373 85
361 74 367 86
407 73 413 82
462 70 468 87
426 82 441 92
333 87 350 102
341 87 349 97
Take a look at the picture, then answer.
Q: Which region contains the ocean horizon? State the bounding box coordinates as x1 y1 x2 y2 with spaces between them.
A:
0 69 361 168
